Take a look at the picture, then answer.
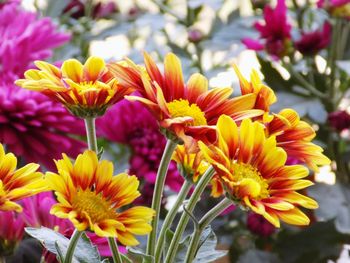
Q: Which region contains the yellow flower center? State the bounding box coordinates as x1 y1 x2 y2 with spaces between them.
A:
77 81 100 93
167 99 207 126
72 190 115 223
232 163 269 199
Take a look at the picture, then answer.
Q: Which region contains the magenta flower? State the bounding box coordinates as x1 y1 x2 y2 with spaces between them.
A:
97 99 182 204
328 110 350 132
242 0 292 58
247 212 276 237
0 211 25 253
0 3 70 81
295 22 332 56
0 84 85 169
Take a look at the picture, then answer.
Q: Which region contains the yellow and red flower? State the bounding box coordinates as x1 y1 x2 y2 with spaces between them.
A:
0 143 45 212
108 52 263 144
15 56 134 118
199 115 320 227
266 108 330 171
45 150 154 246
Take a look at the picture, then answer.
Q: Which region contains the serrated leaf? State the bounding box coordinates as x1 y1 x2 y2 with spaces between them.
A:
25 227 101 263
193 227 227 263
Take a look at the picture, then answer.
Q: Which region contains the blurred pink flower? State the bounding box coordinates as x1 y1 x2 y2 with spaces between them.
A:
0 84 85 169
97 99 182 204
295 22 332 56
247 212 276 237
242 0 292 58
0 211 25 253
0 3 70 81
317 0 350 19
328 110 350 132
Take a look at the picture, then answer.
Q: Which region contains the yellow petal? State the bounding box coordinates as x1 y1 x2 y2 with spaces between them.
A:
62 59 83 82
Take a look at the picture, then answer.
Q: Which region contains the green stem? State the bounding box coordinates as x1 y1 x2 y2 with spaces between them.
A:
164 166 215 263
108 237 123 263
146 140 178 256
184 198 232 263
155 180 192 262
84 117 98 152
64 230 83 263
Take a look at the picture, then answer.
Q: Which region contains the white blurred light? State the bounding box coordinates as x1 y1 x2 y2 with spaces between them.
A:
90 36 130 61
315 164 336 185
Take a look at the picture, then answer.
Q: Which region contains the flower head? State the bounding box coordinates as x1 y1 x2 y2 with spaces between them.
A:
0 83 85 169
242 0 292 58
108 52 262 145
0 143 45 212
266 109 330 171
0 3 70 82
328 110 350 132
15 56 134 118
97 99 183 202
295 22 332 56
199 115 319 227
0 211 25 254
46 150 154 245
247 212 276 237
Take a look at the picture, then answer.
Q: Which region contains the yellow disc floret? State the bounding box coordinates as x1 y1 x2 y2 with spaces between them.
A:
167 99 207 126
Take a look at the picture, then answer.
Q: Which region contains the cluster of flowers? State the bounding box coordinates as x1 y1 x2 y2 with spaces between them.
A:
6 44 330 261
242 0 350 58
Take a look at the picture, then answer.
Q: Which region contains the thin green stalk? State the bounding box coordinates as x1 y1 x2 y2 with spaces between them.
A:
64 230 83 263
164 166 215 263
84 117 98 152
155 180 192 262
146 140 178 256
184 198 232 263
108 237 123 263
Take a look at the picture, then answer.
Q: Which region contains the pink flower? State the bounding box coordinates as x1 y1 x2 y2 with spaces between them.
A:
97 99 182 204
247 212 276 237
0 211 25 253
0 3 70 81
242 0 292 58
295 22 332 56
0 83 85 169
328 110 350 132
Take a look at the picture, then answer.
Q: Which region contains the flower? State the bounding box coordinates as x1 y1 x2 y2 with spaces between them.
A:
328 110 350 132
0 3 70 82
317 0 350 19
0 211 25 254
108 52 261 144
96 99 183 203
0 143 45 212
199 115 320 227
295 22 332 56
266 109 330 171
63 0 118 19
242 0 292 58
0 83 85 169
247 212 276 237
15 56 134 118
46 150 155 245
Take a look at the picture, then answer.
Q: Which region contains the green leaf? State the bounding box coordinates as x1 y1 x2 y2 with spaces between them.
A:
127 247 154 263
193 227 227 263
164 229 191 263
25 227 101 263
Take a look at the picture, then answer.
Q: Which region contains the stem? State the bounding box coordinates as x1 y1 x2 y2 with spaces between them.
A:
184 198 232 263
108 237 123 263
146 140 178 256
155 180 192 262
64 230 83 263
164 167 215 263
84 117 98 152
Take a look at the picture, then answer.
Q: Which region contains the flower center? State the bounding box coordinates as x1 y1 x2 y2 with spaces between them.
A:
77 81 100 93
72 190 115 223
232 163 269 200
166 99 207 126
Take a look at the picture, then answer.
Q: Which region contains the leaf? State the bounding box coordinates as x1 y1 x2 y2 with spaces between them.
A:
237 249 279 263
193 227 227 263
127 247 154 263
25 227 101 263
43 0 70 18
309 183 350 234
164 229 191 263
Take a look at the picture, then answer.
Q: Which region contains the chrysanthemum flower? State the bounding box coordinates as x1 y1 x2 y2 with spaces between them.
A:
96 99 183 204
0 84 85 169
46 150 154 245
233 64 277 122
0 143 45 212
199 115 319 227
108 52 262 144
15 56 134 118
266 109 330 171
